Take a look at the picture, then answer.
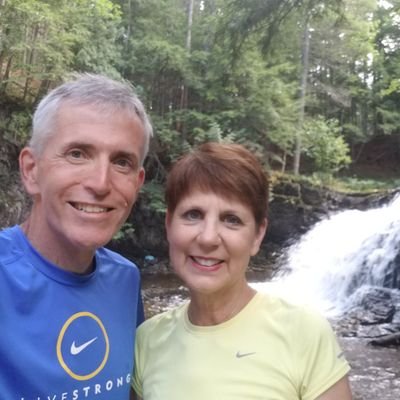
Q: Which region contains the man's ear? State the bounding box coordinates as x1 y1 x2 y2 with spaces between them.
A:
19 147 40 195
137 167 145 189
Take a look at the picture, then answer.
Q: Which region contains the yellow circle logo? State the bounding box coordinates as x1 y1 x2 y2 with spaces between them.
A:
56 312 109 381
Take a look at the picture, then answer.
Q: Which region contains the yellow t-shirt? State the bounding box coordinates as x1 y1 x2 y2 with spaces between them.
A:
132 292 350 400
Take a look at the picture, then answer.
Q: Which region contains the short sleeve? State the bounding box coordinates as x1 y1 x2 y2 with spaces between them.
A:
131 325 145 397
294 309 350 400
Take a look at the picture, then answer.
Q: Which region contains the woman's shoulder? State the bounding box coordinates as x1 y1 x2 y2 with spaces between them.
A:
257 292 331 330
138 301 188 336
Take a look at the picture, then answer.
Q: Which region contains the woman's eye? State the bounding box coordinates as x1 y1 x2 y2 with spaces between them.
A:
224 214 242 226
183 209 202 221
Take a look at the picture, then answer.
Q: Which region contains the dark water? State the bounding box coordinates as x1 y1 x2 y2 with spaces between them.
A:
141 274 400 400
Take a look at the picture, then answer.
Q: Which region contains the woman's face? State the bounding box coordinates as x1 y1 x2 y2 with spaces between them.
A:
166 189 267 297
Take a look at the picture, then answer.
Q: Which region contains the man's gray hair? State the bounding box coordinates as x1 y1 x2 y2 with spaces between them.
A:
30 73 153 165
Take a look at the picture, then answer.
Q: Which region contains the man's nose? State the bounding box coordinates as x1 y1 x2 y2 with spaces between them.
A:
83 160 112 196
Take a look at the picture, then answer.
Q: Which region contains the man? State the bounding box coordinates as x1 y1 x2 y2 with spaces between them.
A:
0 74 152 399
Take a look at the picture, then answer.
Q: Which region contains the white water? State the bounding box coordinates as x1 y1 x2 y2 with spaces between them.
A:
253 194 400 317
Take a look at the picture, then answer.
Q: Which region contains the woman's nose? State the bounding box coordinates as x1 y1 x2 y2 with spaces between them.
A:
196 220 221 246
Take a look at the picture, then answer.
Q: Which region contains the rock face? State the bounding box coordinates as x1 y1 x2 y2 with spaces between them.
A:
110 195 169 260
264 176 400 246
335 287 400 347
0 140 30 229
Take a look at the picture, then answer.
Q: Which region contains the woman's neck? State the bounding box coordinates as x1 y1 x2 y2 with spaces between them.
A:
187 285 257 326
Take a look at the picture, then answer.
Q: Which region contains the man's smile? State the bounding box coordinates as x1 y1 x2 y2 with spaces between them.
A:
70 202 112 213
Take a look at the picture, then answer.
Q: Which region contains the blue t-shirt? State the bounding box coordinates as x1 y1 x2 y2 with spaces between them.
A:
0 225 144 400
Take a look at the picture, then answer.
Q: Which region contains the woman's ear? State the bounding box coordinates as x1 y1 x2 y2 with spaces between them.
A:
19 147 40 195
165 210 172 242
251 218 268 256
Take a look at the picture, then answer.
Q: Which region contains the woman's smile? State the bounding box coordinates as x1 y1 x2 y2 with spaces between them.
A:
190 255 224 271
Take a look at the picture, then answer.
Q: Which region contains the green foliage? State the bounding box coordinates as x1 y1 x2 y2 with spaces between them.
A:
140 182 166 214
285 172 400 194
1 0 399 188
71 0 123 77
332 177 400 193
0 0 123 102
302 117 351 177
0 110 32 146
376 105 400 134
112 222 135 242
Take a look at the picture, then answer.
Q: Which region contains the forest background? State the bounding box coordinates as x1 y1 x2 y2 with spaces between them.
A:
1 0 400 219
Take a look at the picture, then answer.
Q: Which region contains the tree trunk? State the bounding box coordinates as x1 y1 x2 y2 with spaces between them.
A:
281 151 287 173
1 54 13 93
180 0 194 111
177 0 194 138
23 24 40 102
293 18 310 175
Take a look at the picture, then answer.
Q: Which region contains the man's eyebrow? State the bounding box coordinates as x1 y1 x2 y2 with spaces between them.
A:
115 150 137 158
62 141 94 151
62 142 138 160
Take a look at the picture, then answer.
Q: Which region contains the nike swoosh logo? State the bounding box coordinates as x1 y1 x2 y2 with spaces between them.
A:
70 337 98 355
236 351 256 358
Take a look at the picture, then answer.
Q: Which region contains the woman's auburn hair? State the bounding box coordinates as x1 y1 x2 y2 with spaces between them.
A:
165 142 269 226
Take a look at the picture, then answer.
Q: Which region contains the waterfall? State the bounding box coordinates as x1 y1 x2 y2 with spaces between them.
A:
253 194 400 317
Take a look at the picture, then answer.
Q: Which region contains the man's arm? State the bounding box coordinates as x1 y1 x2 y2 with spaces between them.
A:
316 375 352 400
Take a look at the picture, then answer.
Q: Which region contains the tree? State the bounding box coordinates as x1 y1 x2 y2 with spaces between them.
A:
303 116 351 178
371 0 400 136
0 0 123 103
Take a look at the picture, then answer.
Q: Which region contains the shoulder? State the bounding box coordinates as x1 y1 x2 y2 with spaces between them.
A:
137 303 187 339
0 225 20 243
0 225 25 264
257 292 333 335
266 295 339 355
95 247 141 275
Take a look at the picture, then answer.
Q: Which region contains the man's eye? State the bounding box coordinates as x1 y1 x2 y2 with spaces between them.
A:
114 158 136 171
68 149 84 159
115 159 130 167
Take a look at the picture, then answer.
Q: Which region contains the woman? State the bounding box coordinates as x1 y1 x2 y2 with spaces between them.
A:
132 142 352 400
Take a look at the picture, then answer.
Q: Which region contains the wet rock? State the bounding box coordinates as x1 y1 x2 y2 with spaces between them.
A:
369 331 400 346
334 287 400 346
386 252 400 289
357 288 396 325
358 323 400 338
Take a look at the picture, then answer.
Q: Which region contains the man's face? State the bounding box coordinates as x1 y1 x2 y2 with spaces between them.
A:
21 103 145 269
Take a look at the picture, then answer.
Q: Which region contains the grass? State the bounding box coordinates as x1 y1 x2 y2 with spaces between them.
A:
329 176 400 193
272 171 400 194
